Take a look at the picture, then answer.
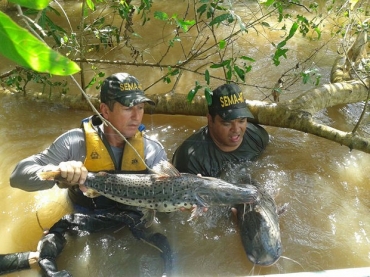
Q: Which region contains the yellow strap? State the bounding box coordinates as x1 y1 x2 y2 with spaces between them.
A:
121 131 146 171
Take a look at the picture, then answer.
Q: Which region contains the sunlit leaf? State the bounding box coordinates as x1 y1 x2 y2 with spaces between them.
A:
0 11 80 76
350 0 359 10
8 0 51 10
154 11 168 20
259 0 274 7
314 27 321 39
176 18 195 32
219 39 226 49
86 0 95 11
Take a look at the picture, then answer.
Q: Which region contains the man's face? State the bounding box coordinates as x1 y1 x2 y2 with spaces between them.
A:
207 114 247 152
102 102 145 138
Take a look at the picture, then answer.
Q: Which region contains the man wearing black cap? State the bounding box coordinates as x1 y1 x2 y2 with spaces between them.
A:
172 83 269 177
11 72 166 209
9 73 169 276
172 84 272 267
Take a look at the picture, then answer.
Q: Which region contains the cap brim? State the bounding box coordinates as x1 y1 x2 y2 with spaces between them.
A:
217 107 254 120
135 96 155 106
116 95 155 107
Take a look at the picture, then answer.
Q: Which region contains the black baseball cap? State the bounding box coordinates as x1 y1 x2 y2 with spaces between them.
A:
208 83 254 120
100 73 155 107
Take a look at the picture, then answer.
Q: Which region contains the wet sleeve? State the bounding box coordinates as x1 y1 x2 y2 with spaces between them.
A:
0 252 31 275
9 129 86 192
144 137 168 168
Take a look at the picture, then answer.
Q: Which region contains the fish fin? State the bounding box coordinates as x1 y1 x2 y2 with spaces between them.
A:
96 171 109 176
187 205 204 222
141 209 159 228
37 170 61 180
83 189 100 198
151 160 181 177
277 202 289 215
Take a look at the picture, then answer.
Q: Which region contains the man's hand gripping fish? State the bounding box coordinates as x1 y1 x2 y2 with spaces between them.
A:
38 161 258 227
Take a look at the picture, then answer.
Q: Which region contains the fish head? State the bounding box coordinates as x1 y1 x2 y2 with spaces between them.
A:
194 178 258 206
247 238 282 266
236 203 282 267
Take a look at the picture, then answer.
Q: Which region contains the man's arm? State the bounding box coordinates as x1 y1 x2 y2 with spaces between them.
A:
144 136 168 168
9 129 87 191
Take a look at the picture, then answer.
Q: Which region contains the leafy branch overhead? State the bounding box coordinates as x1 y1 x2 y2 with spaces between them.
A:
0 0 369 153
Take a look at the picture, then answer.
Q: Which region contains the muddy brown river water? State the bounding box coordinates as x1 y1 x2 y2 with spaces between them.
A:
1 0 370 276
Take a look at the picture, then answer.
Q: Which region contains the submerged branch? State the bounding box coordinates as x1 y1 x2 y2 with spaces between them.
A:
245 100 370 153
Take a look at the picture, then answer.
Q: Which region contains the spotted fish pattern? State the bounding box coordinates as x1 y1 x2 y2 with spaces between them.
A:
38 161 258 226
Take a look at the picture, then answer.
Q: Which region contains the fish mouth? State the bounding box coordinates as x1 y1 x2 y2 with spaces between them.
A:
247 252 281 267
247 244 282 266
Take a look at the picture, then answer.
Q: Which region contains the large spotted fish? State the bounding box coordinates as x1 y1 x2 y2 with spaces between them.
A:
38 161 258 227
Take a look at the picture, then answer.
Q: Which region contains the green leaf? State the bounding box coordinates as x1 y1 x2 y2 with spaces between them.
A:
0 12 80 76
209 13 232 26
240 56 255 62
205 69 210 85
276 40 286 49
272 48 288 66
197 4 207 18
205 87 213 105
287 22 299 40
234 65 245 82
260 0 275 7
163 76 171 84
176 18 195 32
169 68 180 76
187 87 198 102
210 59 230 68
86 0 95 11
314 27 321 39
154 11 168 21
301 72 308 84
187 81 203 102
219 40 226 49
8 0 51 10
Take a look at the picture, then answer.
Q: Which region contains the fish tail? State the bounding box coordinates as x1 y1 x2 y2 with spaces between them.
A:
37 170 61 181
